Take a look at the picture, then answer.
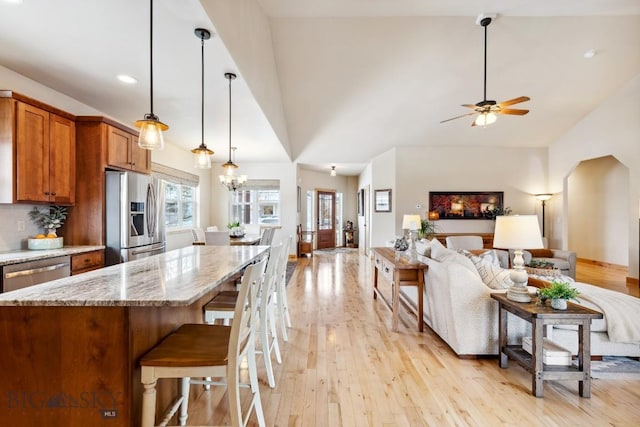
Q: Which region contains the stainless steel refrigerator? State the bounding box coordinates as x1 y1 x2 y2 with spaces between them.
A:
105 170 166 266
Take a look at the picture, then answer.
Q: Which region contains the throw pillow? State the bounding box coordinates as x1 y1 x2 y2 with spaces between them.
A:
415 239 431 257
430 238 479 275
468 254 513 289
527 248 554 258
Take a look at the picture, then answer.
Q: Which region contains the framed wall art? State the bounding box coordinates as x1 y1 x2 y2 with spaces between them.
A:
357 189 364 216
428 191 504 220
374 189 392 213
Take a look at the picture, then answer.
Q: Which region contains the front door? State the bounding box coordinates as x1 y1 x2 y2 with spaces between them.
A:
316 190 335 249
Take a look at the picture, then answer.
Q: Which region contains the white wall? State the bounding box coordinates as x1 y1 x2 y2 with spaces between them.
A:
391 145 547 238
568 156 628 265
549 73 640 278
370 148 397 248
209 161 297 254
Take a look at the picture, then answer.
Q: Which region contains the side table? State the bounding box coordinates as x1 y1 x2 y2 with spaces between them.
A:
372 247 428 332
490 292 603 398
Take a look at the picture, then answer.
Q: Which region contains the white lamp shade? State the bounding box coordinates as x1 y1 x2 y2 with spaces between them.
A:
493 215 543 249
402 214 421 231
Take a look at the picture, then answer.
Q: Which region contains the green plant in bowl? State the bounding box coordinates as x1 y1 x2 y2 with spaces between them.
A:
537 280 580 310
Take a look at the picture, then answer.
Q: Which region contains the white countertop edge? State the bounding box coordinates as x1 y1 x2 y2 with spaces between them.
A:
0 246 105 266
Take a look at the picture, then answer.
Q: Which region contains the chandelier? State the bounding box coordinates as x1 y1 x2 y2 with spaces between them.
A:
220 147 247 191
219 72 247 191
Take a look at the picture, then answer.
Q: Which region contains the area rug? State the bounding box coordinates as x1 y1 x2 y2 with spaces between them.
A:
584 357 640 379
285 261 297 286
314 247 357 255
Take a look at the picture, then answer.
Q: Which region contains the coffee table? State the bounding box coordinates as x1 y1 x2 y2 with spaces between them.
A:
491 292 603 398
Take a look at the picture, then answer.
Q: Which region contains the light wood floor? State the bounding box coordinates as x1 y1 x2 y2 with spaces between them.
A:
185 250 640 426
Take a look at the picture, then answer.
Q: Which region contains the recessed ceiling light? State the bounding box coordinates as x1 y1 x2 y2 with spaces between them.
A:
117 74 137 84
583 49 596 59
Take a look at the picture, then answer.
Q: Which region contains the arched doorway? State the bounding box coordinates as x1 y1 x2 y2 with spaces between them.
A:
567 155 629 267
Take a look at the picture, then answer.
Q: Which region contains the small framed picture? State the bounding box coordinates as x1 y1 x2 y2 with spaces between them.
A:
374 189 392 213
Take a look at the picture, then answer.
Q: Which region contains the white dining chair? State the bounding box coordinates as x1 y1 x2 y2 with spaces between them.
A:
205 231 230 246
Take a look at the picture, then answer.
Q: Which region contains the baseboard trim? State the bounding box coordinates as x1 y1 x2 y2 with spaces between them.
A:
626 276 639 286
576 257 627 272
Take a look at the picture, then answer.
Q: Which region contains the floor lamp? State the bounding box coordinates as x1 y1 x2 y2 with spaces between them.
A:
535 194 552 238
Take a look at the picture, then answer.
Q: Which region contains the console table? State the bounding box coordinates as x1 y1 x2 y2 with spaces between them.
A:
372 247 428 332
491 292 603 398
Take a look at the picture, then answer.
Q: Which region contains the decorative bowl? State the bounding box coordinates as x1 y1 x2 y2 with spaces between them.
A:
28 237 63 250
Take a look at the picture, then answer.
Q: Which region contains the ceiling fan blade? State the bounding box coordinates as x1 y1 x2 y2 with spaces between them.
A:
461 104 478 109
496 96 530 107
498 108 529 116
440 112 478 123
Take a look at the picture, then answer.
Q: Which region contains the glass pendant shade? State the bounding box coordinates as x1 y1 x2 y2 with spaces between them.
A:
136 115 167 150
191 28 213 169
192 145 213 169
136 0 167 150
474 112 497 126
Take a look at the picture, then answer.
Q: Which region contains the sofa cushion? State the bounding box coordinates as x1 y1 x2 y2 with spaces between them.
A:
467 254 513 289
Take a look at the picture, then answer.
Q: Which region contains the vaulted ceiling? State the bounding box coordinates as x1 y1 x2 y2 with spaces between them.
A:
1 0 638 176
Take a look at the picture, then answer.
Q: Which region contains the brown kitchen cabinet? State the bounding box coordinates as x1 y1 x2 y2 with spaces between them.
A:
107 124 150 174
70 249 104 275
0 92 76 204
64 117 149 247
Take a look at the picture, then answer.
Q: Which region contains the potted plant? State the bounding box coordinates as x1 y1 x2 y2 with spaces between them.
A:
227 221 244 237
29 205 68 237
536 279 580 310
418 219 438 240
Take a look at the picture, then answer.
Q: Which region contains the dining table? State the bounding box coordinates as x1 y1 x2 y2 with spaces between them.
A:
229 233 262 246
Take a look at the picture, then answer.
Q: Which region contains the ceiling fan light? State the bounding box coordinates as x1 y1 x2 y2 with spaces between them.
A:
474 112 497 126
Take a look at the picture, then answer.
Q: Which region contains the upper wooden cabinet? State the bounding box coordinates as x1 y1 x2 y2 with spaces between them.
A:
107 125 150 174
15 102 76 204
64 117 150 246
0 92 76 205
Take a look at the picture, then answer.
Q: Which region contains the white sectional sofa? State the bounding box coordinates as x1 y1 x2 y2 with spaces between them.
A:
401 239 640 358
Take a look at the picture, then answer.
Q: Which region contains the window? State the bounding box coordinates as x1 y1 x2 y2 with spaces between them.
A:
229 180 280 226
152 163 200 230
165 182 197 228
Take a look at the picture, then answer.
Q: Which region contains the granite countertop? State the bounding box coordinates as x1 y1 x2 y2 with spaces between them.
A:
0 245 105 266
0 245 269 307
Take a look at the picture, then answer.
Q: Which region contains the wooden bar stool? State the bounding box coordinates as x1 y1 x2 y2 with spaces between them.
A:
139 258 267 427
204 245 283 388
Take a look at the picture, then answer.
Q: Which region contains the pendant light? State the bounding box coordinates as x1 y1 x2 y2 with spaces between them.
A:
191 28 214 169
219 72 247 191
330 165 336 176
135 0 167 150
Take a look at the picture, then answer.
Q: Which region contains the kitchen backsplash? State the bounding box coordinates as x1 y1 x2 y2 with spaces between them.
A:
0 205 42 251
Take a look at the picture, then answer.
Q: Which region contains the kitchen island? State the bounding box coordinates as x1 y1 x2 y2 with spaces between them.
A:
0 245 269 426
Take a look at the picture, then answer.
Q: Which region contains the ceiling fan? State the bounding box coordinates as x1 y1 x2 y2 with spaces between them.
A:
441 15 530 127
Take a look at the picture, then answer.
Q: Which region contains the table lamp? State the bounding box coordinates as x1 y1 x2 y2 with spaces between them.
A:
402 214 421 263
492 215 544 302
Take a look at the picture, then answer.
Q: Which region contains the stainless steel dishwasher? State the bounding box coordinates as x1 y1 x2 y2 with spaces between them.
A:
1 255 71 293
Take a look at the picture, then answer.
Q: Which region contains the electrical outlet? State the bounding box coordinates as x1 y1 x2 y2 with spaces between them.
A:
17 220 25 231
